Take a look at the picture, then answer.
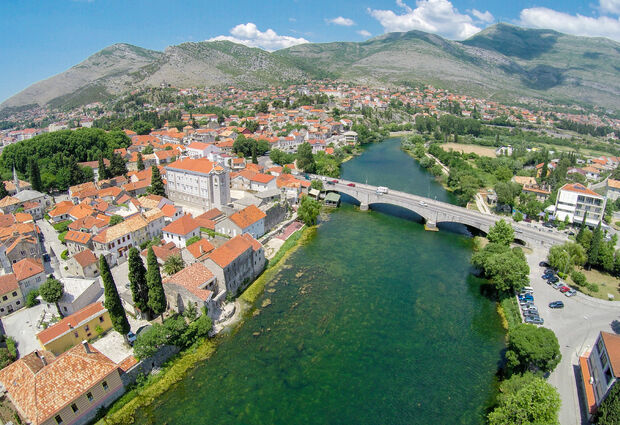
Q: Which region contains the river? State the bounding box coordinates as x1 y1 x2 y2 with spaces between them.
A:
133 138 505 425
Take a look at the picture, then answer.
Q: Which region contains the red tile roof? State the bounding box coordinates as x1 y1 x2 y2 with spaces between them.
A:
229 205 266 229
163 262 214 301
37 302 106 346
0 273 18 295
72 249 98 268
166 157 215 174
186 238 215 260
601 332 620 378
64 230 92 244
162 214 200 236
12 258 44 282
207 234 257 268
560 183 602 197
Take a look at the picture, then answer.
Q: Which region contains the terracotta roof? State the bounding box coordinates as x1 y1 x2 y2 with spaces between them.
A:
162 214 200 236
68 203 95 220
64 230 92 245
250 173 275 184
72 249 98 268
93 213 155 244
163 262 214 301
0 213 16 228
0 196 20 208
0 273 18 295
607 179 620 190
140 242 180 262
207 234 257 268
186 238 215 260
160 203 177 217
601 331 620 378
12 258 44 281
68 215 107 232
49 201 74 217
166 157 215 174
37 302 107 346
14 212 33 223
580 355 597 415
229 205 266 230
560 183 602 198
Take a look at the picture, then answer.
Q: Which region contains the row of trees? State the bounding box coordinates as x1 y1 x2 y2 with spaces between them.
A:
269 143 346 177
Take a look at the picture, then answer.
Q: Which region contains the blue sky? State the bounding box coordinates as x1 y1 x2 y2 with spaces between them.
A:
1 0 619 104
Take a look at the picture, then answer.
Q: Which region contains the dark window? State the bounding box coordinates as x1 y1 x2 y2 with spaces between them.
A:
84 325 89 332
604 367 613 384
16 301 20 305
55 415 63 424
74 331 79 338
86 392 93 401
1 296 6 301
11 292 16 297
102 381 109 391
99 316 104 323
71 403 78 413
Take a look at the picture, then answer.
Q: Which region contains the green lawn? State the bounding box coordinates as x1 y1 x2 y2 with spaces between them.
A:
567 267 620 301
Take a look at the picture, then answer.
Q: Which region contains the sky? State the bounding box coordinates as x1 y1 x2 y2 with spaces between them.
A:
1 0 619 104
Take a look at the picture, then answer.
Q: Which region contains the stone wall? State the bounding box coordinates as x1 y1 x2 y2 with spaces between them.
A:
120 345 181 387
263 203 287 233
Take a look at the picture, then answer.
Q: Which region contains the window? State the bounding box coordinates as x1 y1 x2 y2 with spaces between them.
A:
1 296 6 301
36 276 41 282
74 331 79 338
597 337 604 353
12 292 17 297
86 392 93 401
63 306 67 312
600 350 609 368
84 325 89 332
71 403 78 413
16 301 20 305
102 381 109 391
99 316 104 323
0 308 4 313
55 415 63 424
604 367 613 384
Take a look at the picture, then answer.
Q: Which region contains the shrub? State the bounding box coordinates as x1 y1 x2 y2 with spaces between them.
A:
60 250 68 260
571 270 587 286
6 337 17 358
588 282 599 292
185 235 201 247
557 271 567 279
52 220 70 233
26 290 40 307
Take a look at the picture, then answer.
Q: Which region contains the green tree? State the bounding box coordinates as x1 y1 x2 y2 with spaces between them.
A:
184 300 197 321
513 211 524 222
488 374 560 425
494 181 521 208
251 144 258 164
487 219 515 246
28 158 43 192
137 152 145 171
147 165 166 197
128 247 150 318
133 323 167 359
505 324 561 374
310 179 324 191
472 244 530 292
0 181 8 199
595 381 620 424
98 155 109 181
109 215 123 226
108 153 127 177
548 243 588 274
588 222 603 267
576 212 588 244
147 247 167 320
570 270 587 286
298 195 321 226
39 277 64 317
132 121 152 135
296 142 316 173
163 254 185 275
100 255 131 337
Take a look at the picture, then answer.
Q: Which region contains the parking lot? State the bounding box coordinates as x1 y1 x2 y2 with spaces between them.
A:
524 246 620 425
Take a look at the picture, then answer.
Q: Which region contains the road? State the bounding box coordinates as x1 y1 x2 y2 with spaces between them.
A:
525 247 619 425
37 218 68 278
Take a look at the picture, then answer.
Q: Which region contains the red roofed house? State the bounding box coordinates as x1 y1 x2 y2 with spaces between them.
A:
215 205 266 239
163 262 218 316
68 249 100 278
249 173 277 192
205 233 265 296
186 238 215 262
64 230 93 256
0 342 124 425
165 158 231 210
162 215 201 248
554 183 606 227
12 258 45 296
0 273 24 316
140 241 181 266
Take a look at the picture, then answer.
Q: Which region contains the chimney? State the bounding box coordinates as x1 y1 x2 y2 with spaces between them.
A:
199 245 204 254
82 340 90 354
40 355 47 366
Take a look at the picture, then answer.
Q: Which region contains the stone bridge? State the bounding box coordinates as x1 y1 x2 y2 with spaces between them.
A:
314 176 567 248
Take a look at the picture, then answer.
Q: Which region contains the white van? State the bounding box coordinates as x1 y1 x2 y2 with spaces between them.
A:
376 186 388 194
523 286 534 292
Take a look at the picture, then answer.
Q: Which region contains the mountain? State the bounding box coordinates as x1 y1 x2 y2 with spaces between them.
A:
2 24 619 111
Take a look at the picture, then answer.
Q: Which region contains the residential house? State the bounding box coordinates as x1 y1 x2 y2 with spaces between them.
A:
0 343 124 425
5 234 41 265
204 233 265 296
554 183 606 227
140 241 181 266
249 173 277 192
163 262 217 316
582 166 602 181
36 302 112 355
580 331 619 419
57 278 103 316
162 215 201 248
606 179 620 201
64 230 93 256
215 205 266 239
0 273 24 316
13 258 45 295
67 249 100 278
165 158 231 210
186 238 215 262
48 201 75 223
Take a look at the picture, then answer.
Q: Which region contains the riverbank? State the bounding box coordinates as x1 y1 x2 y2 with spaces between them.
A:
98 225 314 425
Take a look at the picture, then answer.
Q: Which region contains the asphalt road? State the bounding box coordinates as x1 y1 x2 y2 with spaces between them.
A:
525 247 620 425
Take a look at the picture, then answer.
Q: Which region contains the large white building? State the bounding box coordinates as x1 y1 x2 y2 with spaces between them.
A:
554 183 606 227
165 158 230 210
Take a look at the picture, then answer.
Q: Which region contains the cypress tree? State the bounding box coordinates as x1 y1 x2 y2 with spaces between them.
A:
0 182 7 199
146 247 167 320
576 213 587 245
588 222 603 268
137 152 145 171
128 247 150 318
28 158 42 192
100 255 130 337
98 155 109 181
251 144 258 164
147 165 166 197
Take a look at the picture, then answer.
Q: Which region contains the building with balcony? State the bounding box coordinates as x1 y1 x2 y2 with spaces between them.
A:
554 183 606 227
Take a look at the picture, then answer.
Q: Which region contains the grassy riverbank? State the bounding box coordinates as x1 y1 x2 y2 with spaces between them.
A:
98 227 314 424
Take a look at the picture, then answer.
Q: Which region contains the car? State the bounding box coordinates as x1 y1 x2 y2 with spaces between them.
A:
347 183 356 187
519 289 533 296
542 273 553 279
565 289 577 297
545 268 556 274
331 180 338 184
539 261 550 267
42 253 50 262
549 301 565 308
522 305 538 313
125 283 131 289
519 298 534 305
326 180 334 185
419 201 427 206
560 286 571 293
552 282 562 289
127 332 137 346
547 276 559 284
543 222 554 228
525 316 544 325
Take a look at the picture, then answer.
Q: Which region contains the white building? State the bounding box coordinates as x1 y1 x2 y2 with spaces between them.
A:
165 158 231 210
215 205 266 239
554 183 606 227
57 277 103 316
162 214 201 248
580 332 619 420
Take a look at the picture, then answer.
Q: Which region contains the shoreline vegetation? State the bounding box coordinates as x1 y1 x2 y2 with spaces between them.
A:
98 226 314 425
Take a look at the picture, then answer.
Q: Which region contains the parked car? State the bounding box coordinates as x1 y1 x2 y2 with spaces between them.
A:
549 301 565 308
547 276 559 284
347 183 356 187
560 286 571 293
539 261 550 267
519 298 534 305
525 316 544 325
545 268 556 275
552 282 562 290
331 180 338 184
127 331 137 346
326 180 335 185
543 222 554 228
42 253 50 262
565 289 577 297
522 305 538 313
519 289 533 296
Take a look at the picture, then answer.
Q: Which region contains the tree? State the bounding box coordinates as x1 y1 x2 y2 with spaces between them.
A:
310 179 324 191
298 195 321 226
183 300 197 321
595 381 620 424
128 247 150 318
487 219 515 246
132 121 152 135
576 212 588 244
147 165 166 197
506 324 561 374
472 244 530 292
137 152 145 171
513 211 524 222
588 222 603 267
108 153 127 177
296 142 316 173
494 182 521 208
100 255 131 337
109 215 124 226
251 144 258 164
0 181 8 199
488 374 560 425
571 270 587 286
163 254 185 275
39 277 64 317
28 158 42 192
98 156 109 181
133 323 167 359
146 247 167 320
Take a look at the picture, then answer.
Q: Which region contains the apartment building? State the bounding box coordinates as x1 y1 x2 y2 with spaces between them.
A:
554 183 606 227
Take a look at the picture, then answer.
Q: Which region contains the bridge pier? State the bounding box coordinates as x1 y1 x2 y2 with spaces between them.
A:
359 203 369 211
424 220 439 232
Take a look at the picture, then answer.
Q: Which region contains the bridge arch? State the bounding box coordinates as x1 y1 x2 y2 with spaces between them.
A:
337 191 430 224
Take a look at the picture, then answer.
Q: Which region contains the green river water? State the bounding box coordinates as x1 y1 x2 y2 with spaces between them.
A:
134 138 506 425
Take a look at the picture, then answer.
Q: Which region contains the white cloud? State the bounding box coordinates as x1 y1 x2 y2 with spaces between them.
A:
289 17 297 23
357 30 372 37
209 23 309 51
599 0 620 15
519 7 620 41
326 16 355 26
368 0 489 40
471 9 494 24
